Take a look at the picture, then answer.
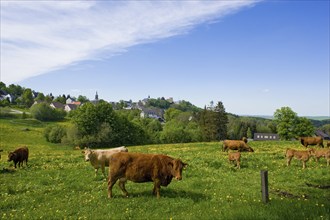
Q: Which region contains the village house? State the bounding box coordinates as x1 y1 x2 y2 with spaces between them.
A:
50 102 64 109
0 90 13 103
254 133 279 141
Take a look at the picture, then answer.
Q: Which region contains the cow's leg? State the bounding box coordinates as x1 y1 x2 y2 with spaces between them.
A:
107 177 118 198
316 157 320 163
327 158 329 166
94 168 98 177
101 163 106 178
153 179 161 198
286 157 292 166
302 161 306 169
118 178 128 197
237 160 240 169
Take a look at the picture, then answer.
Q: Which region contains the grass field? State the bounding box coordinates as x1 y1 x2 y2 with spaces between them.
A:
0 118 329 219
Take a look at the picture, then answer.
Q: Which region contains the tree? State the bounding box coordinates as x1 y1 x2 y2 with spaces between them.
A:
45 94 53 103
54 94 66 104
77 95 89 104
21 89 34 108
273 107 314 140
198 101 228 141
214 101 228 140
30 103 66 121
294 117 315 137
35 92 45 102
164 108 182 122
70 102 148 147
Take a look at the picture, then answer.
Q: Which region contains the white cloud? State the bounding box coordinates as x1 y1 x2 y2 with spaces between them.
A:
1 1 259 83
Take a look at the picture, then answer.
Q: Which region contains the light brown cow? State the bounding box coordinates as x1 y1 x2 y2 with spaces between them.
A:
107 152 187 199
300 136 324 148
310 148 330 166
285 148 313 169
82 146 128 177
222 140 254 152
228 152 241 169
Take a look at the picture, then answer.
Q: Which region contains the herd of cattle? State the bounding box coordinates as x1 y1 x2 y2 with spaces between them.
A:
1 136 330 198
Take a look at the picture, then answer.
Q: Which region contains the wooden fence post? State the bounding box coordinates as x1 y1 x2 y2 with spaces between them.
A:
261 170 269 203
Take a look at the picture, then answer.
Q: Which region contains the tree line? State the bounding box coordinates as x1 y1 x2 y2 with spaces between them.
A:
1 82 329 147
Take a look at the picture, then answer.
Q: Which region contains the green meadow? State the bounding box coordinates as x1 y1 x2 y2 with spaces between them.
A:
0 118 329 220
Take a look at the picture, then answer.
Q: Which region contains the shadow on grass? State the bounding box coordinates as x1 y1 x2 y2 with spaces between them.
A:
0 167 16 174
110 188 208 202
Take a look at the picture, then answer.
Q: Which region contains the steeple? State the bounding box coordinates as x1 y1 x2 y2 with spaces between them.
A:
95 91 98 100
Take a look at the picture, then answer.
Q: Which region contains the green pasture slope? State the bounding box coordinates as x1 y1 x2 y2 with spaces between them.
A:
0 118 329 220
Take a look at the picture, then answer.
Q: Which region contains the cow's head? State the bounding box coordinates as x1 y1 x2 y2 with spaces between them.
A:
82 148 93 162
170 159 187 180
7 152 16 162
248 146 254 152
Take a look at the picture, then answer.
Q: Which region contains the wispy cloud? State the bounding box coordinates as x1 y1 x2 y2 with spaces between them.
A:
1 1 259 83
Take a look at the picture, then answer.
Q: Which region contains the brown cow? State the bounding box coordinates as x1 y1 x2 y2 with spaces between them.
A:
285 148 312 169
228 152 241 169
107 152 187 199
300 136 324 148
8 146 29 168
310 148 330 166
222 140 254 152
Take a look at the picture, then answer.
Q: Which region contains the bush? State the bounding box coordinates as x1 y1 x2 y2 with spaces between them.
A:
44 125 66 143
30 103 66 121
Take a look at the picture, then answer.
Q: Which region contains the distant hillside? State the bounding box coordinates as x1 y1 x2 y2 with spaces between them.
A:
304 116 330 121
240 115 329 121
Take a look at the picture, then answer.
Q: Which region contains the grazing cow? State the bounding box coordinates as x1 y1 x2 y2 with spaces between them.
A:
310 148 330 166
228 152 241 169
107 152 187 199
223 140 254 152
8 147 29 168
300 136 324 148
285 148 312 169
82 146 128 177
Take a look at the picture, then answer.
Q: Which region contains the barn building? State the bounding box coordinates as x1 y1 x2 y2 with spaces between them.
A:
253 133 279 141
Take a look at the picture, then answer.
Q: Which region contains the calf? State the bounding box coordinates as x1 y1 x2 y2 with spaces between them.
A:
8 146 29 168
223 140 254 152
285 148 312 169
108 152 187 199
82 146 128 177
300 136 324 148
310 148 330 166
228 152 241 169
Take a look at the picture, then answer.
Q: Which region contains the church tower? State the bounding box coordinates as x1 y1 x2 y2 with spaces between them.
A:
95 91 98 101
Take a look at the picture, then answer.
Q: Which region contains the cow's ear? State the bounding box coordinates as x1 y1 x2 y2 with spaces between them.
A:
168 161 173 168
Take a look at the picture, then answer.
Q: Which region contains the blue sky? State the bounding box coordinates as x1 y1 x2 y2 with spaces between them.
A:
1 1 329 116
